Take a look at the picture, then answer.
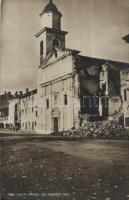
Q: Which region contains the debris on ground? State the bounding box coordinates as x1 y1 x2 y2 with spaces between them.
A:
52 120 129 139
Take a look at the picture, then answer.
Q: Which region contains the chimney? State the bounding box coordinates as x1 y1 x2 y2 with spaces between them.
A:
15 91 18 98
19 91 23 97
26 88 29 94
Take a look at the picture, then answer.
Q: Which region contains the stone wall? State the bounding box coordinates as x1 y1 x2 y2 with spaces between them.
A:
108 96 122 118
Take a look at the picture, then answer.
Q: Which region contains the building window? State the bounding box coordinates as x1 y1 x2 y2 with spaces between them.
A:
52 39 60 49
88 97 92 107
32 122 34 130
46 99 49 109
32 107 34 112
31 95 34 101
125 117 129 127
40 40 43 56
35 121 37 126
25 122 27 129
102 83 106 94
64 94 68 105
54 94 58 105
124 89 127 101
36 111 38 117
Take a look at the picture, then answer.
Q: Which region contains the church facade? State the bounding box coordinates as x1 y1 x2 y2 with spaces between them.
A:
36 1 80 134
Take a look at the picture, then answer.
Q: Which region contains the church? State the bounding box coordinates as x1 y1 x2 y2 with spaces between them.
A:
1 0 128 133
34 0 129 134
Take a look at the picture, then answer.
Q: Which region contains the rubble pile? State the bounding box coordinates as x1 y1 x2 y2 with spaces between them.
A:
57 120 129 139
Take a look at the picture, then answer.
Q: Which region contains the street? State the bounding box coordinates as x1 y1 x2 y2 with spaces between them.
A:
0 133 129 200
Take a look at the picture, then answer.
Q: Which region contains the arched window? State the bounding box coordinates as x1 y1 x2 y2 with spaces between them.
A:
52 39 60 49
54 94 58 105
64 94 68 105
40 41 43 56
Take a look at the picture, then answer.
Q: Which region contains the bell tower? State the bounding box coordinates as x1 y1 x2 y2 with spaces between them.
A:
35 0 68 64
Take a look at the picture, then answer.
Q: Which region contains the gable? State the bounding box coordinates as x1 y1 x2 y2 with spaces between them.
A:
42 48 80 67
42 49 68 66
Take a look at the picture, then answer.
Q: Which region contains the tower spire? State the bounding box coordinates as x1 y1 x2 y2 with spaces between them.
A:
36 0 68 62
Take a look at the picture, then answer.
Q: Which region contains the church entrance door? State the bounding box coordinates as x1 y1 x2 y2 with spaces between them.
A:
54 117 58 133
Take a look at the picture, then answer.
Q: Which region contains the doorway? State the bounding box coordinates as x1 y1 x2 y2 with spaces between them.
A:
54 117 58 133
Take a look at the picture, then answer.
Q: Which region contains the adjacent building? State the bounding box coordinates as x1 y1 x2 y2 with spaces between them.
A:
20 89 38 131
0 92 14 128
0 89 38 132
8 96 21 130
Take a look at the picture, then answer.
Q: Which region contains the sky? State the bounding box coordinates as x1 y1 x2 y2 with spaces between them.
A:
0 0 129 91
